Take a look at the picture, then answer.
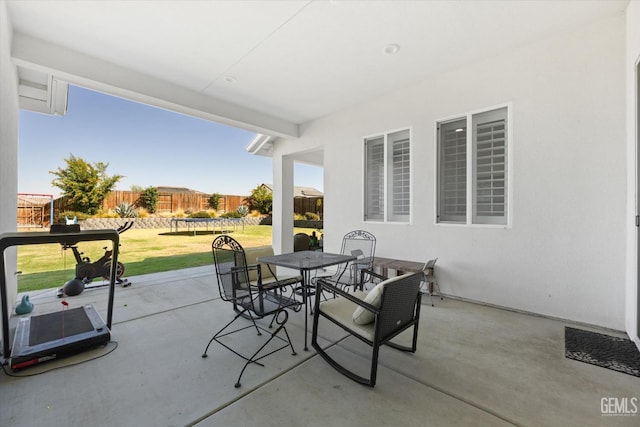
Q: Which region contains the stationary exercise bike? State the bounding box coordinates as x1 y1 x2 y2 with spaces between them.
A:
57 221 133 297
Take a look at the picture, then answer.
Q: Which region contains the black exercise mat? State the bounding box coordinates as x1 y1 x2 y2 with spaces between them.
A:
565 326 640 377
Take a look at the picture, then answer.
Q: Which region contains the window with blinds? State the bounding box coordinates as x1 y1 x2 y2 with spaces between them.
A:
365 137 384 220
364 129 411 222
473 109 507 224
390 129 410 221
437 106 509 226
438 119 467 222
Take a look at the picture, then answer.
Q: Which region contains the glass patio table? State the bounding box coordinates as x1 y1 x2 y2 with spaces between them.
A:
258 250 356 351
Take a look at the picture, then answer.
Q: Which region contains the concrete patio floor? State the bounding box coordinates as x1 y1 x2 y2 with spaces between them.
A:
1 266 638 427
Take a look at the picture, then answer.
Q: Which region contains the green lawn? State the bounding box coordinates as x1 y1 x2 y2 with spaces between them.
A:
17 226 317 292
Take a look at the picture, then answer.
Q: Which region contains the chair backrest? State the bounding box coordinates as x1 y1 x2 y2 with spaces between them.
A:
293 233 311 252
341 230 376 260
211 235 251 303
350 249 364 258
422 258 438 275
244 246 275 281
335 230 376 286
378 273 422 340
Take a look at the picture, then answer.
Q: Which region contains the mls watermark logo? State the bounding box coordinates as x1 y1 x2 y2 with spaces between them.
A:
601 397 638 416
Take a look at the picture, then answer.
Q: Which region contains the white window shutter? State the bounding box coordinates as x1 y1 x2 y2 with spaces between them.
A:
473 108 507 225
438 119 467 223
389 130 410 220
365 137 384 220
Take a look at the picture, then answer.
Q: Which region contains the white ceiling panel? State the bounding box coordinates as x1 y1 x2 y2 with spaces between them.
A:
6 0 629 129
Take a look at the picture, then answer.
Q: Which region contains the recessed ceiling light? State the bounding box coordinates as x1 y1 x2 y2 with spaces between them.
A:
223 75 237 83
384 43 400 55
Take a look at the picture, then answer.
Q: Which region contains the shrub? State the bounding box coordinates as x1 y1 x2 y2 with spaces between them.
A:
139 187 159 213
220 211 243 218
188 211 212 218
115 202 139 218
247 185 272 214
304 212 320 221
137 207 150 218
208 192 223 210
236 205 249 217
94 209 119 218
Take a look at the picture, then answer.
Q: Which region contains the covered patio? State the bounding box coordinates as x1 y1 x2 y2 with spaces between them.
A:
1 267 637 426
2 1 640 425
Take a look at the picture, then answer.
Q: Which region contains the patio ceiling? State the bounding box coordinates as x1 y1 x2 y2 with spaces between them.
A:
6 0 629 137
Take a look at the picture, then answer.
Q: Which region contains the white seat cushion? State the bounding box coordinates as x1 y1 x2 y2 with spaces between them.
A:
319 293 375 341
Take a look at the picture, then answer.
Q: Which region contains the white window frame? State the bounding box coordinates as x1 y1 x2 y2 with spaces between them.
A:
364 127 412 223
435 104 512 228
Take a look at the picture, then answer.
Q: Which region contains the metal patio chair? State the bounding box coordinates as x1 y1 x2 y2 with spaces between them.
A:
422 258 442 306
202 235 302 388
311 272 422 387
314 230 376 292
293 232 311 252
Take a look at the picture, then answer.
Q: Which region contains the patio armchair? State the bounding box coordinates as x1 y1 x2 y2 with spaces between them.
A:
311 272 422 387
202 235 302 388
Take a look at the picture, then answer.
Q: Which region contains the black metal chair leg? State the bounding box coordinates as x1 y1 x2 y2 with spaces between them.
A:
234 311 296 388
202 308 247 357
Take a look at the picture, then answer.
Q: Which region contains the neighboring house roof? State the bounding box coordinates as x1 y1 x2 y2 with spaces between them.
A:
156 186 207 194
17 195 51 206
261 184 323 198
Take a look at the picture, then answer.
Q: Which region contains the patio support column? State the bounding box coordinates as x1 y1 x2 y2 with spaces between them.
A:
0 0 19 332
272 154 294 255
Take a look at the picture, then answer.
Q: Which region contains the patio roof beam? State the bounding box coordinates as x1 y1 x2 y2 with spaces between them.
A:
11 33 299 138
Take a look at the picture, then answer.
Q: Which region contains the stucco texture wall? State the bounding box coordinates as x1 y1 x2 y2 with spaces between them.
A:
625 1 640 343
0 0 19 335
277 12 627 329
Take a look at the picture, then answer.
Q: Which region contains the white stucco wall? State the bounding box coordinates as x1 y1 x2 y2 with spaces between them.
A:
625 0 640 346
0 0 19 339
274 12 627 329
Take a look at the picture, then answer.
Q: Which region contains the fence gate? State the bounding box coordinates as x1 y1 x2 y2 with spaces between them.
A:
157 194 172 213
17 194 54 228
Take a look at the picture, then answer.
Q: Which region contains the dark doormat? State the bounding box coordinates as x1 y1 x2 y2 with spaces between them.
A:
565 326 640 377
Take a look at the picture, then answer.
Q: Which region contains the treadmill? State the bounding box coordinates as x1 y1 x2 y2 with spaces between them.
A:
1 228 118 370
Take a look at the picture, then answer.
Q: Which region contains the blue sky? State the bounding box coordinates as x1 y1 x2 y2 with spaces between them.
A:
18 85 323 197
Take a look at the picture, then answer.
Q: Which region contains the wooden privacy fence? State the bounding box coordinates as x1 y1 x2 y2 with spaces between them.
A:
220 195 246 213
294 197 323 216
155 193 247 213
155 193 210 213
30 191 322 225
52 191 249 216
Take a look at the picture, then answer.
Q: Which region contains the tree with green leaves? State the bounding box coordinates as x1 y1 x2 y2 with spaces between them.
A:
50 154 123 215
139 186 159 213
208 192 224 210
247 185 272 214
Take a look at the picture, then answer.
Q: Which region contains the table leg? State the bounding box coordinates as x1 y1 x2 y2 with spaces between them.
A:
302 269 310 351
